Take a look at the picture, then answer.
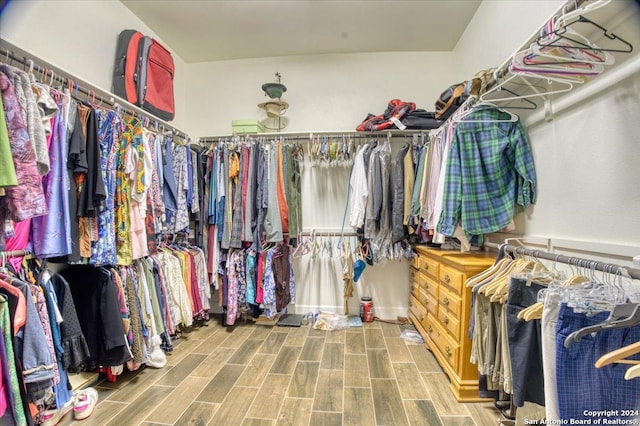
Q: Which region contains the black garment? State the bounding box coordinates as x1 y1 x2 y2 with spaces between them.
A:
49 272 90 372
60 266 131 370
391 143 410 243
67 109 89 262
272 243 291 312
506 277 546 407
77 105 106 217
400 109 443 130
253 146 267 250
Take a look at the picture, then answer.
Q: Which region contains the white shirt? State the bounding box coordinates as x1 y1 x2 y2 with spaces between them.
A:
349 144 369 228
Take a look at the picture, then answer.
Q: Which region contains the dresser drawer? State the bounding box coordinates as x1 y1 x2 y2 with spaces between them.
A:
439 264 465 295
412 252 421 270
409 294 427 325
425 276 439 301
426 314 459 371
417 287 438 317
411 281 420 300
438 286 462 319
418 255 439 281
415 271 429 289
437 306 461 340
425 292 438 317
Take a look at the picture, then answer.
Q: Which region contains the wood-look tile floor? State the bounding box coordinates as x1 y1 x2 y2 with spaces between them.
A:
58 319 504 426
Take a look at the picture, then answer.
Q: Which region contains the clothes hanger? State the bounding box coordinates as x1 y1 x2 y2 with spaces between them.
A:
554 0 611 27
537 15 633 54
477 87 538 110
514 47 606 76
529 38 614 66
510 53 596 81
490 259 537 303
453 104 519 124
467 256 512 288
594 340 640 368
564 303 640 348
624 364 640 380
480 71 574 105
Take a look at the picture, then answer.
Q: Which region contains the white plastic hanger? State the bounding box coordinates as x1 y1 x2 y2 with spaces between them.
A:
480 71 574 105
453 103 519 124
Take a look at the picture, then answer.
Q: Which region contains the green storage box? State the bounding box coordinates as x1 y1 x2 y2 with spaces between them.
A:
232 119 265 134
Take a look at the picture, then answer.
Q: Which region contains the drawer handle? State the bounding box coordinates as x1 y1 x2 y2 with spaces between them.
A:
423 299 428 306
444 274 451 284
427 324 433 333
420 314 424 323
409 301 413 307
443 298 450 306
443 317 449 325
425 264 429 271
445 346 452 358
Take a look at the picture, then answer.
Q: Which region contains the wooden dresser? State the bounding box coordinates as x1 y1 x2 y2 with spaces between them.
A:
409 246 495 401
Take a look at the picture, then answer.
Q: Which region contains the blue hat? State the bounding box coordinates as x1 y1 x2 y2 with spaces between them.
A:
354 259 366 282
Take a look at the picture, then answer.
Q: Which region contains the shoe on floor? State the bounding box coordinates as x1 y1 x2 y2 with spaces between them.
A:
40 398 74 426
73 387 98 420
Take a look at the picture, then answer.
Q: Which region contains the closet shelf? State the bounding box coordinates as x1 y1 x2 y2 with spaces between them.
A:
483 0 637 124
0 39 191 140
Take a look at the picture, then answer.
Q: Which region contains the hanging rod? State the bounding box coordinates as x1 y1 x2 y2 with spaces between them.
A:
198 129 431 145
299 231 363 237
0 250 30 258
0 39 191 140
484 242 640 280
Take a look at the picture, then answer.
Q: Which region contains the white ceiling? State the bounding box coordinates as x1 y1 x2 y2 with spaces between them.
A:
120 0 482 63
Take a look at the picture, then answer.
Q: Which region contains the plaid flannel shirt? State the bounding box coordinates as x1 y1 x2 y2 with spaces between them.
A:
436 108 536 242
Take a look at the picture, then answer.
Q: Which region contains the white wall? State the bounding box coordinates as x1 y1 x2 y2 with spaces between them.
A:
0 0 189 131
452 0 563 82
454 0 640 248
185 53 452 318
185 52 454 136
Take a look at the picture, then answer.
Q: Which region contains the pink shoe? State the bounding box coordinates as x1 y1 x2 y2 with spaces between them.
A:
73 387 98 420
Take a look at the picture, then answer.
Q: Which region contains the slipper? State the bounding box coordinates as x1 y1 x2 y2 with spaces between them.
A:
73 387 98 420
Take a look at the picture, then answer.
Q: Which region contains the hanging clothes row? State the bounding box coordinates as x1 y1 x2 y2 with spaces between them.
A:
201 135 301 323
0 61 203 267
0 254 90 425
217 243 295 325
349 134 422 263
468 244 640 424
202 136 303 295
59 241 211 374
410 98 537 248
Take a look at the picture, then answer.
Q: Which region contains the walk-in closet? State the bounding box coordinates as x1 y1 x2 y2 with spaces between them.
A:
0 0 639 425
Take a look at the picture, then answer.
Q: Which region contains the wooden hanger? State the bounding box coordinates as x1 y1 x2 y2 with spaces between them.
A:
595 341 640 368
466 257 511 288
625 364 640 380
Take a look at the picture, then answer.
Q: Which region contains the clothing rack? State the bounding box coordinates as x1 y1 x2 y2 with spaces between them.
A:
0 39 190 140
198 129 430 145
0 250 30 259
484 241 640 280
